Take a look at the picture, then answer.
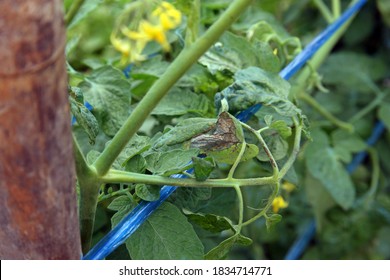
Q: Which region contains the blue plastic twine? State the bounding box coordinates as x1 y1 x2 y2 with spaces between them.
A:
83 0 367 260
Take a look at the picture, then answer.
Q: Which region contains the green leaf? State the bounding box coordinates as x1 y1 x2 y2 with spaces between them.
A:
199 31 280 74
320 52 387 93
183 209 234 233
68 0 103 29
331 129 367 163
192 157 215 181
69 95 99 145
145 149 199 176
152 87 210 116
378 102 390 131
126 202 204 259
79 66 132 136
305 173 336 230
257 134 288 161
270 120 292 139
153 118 216 149
208 143 259 164
116 134 151 166
135 184 161 201
215 67 300 118
170 187 212 212
124 154 147 173
265 214 282 231
86 149 101 165
108 195 137 227
377 0 390 27
305 128 355 210
204 233 252 260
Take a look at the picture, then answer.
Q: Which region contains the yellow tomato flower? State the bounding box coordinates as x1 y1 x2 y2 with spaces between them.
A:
152 1 182 30
282 181 296 193
272 196 289 213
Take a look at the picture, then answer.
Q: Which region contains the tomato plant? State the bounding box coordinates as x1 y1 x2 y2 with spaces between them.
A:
65 0 390 260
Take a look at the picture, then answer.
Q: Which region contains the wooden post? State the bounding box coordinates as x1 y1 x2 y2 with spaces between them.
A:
0 0 81 259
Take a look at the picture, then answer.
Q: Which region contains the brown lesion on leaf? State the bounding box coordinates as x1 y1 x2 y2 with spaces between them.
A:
191 112 241 151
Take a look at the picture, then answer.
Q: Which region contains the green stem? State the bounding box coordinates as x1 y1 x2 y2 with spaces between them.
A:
349 81 387 123
101 169 276 188
242 181 280 227
332 0 341 18
72 135 100 253
227 140 247 179
240 122 279 176
279 117 303 179
185 0 201 46
290 0 360 96
233 185 244 233
65 0 86 25
93 0 254 176
298 91 354 132
313 0 334 23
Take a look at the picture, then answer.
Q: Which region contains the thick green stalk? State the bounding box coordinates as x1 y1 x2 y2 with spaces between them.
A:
101 169 276 187
313 0 334 23
93 0 254 176
65 0 86 25
290 0 359 97
72 136 100 253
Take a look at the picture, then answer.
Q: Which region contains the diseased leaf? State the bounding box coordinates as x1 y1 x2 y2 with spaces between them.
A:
145 149 199 176
215 67 300 118
208 143 259 164
183 209 234 233
126 202 204 259
204 233 252 260
79 66 132 136
153 118 216 149
305 128 355 210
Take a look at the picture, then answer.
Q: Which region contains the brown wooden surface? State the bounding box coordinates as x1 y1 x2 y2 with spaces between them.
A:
0 0 81 259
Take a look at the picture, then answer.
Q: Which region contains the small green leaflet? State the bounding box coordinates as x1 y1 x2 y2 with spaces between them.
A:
265 214 282 231
108 195 137 227
204 233 252 260
135 184 161 201
67 0 103 29
183 209 235 233
126 202 204 260
145 149 199 176
192 156 215 181
69 94 99 145
79 66 132 137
